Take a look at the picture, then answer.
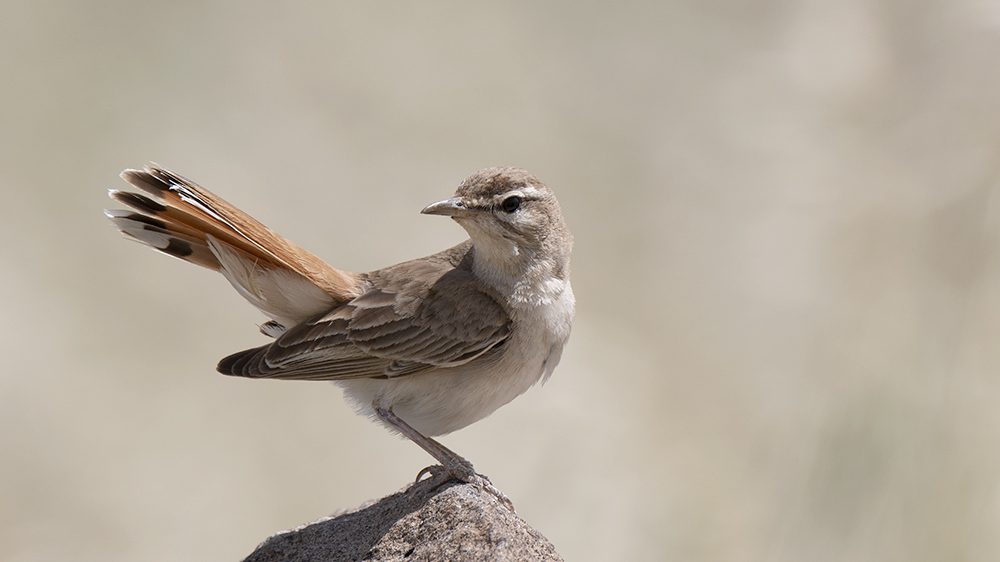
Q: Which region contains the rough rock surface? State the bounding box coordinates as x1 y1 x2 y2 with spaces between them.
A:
242 479 563 562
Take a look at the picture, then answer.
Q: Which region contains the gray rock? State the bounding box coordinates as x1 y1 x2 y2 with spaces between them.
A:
242 479 563 562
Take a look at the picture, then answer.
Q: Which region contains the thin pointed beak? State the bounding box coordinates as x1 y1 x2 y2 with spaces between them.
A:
421 197 470 217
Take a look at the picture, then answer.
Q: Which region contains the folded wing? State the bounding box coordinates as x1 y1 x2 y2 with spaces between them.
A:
218 258 512 380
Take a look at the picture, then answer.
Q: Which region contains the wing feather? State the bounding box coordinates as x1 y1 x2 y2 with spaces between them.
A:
218 243 512 380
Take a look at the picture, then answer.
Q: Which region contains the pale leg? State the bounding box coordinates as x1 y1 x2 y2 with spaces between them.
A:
374 404 515 513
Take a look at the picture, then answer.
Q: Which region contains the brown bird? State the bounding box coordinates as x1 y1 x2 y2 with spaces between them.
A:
105 165 574 509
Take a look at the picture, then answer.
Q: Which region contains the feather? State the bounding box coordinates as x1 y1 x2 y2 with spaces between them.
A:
107 164 363 325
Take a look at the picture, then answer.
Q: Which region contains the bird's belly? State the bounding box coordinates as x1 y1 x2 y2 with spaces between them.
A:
336 337 556 437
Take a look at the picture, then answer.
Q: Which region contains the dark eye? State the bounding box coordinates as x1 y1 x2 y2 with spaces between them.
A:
501 196 522 213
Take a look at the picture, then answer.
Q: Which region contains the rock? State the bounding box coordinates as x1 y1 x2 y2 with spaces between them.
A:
242 479 563 562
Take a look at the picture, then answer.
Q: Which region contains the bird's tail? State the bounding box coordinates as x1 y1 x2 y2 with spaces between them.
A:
106 164 361 326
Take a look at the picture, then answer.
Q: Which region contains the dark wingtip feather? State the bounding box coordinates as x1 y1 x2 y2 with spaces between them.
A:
217 349 244 376
218 346 268 378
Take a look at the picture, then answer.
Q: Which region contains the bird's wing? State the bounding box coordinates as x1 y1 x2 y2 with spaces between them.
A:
106 164 362 325
218 253 512 380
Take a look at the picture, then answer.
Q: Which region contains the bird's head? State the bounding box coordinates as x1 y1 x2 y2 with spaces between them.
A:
421 167 572 279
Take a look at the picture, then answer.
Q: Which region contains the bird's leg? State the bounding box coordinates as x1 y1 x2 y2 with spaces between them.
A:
374 404 515 513
373 404 474 478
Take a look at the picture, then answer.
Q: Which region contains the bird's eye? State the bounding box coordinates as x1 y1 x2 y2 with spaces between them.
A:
501 196 522 213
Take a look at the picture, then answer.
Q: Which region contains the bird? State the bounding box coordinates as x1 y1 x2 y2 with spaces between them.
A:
105 164 574 509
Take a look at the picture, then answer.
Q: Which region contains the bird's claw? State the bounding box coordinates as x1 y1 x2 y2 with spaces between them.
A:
411 464 516 515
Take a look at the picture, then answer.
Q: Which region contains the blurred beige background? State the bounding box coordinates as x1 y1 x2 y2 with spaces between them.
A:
2 1 1000 560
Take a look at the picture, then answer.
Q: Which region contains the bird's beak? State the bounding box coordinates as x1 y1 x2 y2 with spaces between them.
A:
421 197 471 217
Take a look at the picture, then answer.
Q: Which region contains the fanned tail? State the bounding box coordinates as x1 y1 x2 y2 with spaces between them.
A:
106 164 362 326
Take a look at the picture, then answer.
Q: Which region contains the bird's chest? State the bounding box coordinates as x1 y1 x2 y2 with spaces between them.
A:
507 274 575 344
508 278 574 377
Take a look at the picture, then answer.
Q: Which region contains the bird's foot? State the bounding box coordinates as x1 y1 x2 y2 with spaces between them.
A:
413 463 516 515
